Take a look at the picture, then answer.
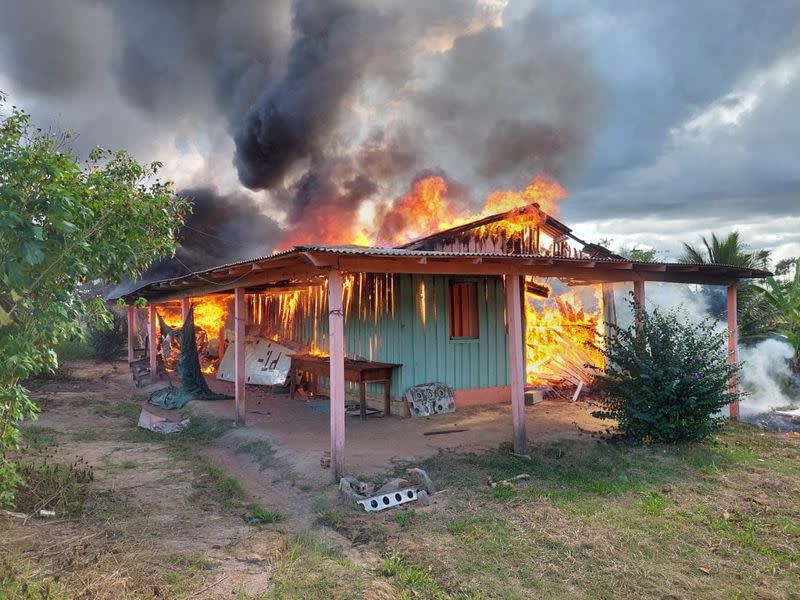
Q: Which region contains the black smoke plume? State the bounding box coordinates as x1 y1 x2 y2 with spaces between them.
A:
107 187 282 297
234 0 393 190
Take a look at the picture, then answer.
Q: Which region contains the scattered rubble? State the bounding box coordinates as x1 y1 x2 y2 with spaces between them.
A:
405 383 455 417
488 473 530 488
338 468 435 512
137 408 189 434
320 451 331 468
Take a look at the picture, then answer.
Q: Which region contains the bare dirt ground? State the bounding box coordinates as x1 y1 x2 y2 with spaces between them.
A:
2 362 283 597
3 360 798 599
1 360 605 598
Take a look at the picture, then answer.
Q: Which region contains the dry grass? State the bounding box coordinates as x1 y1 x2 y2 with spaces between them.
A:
4 361 800 599
363 425 800 599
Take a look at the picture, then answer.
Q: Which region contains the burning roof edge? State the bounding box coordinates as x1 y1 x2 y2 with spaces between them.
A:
109 245 771 303
398 202 573 250
397 202 624 260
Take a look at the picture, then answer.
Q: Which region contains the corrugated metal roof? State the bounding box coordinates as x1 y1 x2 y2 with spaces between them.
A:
110 243 771 301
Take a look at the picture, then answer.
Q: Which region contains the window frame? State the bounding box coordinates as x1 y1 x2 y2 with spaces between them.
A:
448 279 480 340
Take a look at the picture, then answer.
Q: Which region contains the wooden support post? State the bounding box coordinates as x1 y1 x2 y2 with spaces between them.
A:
234 287 246 426
218 325 226 360
383 381 391 416
505 275 527 455
633 280 645 331
328 270 346 480
148 305 158 375
180 298 190 322
727 284 740 421
520 275 528 387
127 305 136 364
359 382 367 421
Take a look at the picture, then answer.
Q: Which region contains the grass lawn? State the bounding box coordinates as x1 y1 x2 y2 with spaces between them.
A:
4 371 799 599
309 424 800 599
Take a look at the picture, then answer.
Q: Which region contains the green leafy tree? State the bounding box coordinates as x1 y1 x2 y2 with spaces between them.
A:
619 246 659 262
775 257 798 279
753 259 800 370
0 96 188 506
592 304 740 443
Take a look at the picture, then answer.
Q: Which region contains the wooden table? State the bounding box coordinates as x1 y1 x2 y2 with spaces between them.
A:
289 355 400 419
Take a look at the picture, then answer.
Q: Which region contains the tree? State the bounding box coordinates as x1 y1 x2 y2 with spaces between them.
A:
619 245 659 262
0 96 188 506
775 257 798 279
753 259 800 370
680 231 774 341
679 231 770 269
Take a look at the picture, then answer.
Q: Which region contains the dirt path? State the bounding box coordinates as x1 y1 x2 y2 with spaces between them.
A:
4 360 799 599
2 360 364 598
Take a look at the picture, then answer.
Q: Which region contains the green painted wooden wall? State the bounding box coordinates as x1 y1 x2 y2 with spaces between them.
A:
295 274 510 400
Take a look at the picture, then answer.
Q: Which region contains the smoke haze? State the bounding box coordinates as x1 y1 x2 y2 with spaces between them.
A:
1 1 798 260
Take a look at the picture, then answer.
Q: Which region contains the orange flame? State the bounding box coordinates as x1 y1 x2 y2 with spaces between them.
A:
157 295 230 373
278 203 369 249
483 175 566 217
377 176 465 244
524 282 605 386
377 173 567 246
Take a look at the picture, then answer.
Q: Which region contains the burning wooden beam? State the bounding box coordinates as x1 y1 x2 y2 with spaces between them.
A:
180 298 190 322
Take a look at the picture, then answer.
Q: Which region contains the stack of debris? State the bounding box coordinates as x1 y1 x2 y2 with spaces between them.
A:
404 383 456 417
339 468 436 513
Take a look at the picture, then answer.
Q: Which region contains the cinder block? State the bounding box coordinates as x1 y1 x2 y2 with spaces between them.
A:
524 389 544 406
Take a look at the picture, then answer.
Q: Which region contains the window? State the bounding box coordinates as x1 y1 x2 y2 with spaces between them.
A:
448 281 479 339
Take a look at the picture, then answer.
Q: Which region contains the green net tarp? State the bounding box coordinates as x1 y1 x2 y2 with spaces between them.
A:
149 306 231 409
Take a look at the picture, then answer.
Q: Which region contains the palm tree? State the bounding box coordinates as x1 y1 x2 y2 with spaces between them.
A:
680 231 773 341
679 231 770 268
754 259 800 370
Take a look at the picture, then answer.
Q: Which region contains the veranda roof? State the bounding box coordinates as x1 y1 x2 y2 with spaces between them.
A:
112 245 770 304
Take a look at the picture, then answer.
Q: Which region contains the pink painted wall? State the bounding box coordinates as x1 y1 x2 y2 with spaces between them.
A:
454 385 511 406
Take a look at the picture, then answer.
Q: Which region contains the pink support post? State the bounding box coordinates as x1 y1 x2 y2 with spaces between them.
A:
633 280 645 331
505 275 527 455
127 305 136 364
234 287 246 426
148 305 158 376
181 298 190 322
328 270 346 480
727 284 740 420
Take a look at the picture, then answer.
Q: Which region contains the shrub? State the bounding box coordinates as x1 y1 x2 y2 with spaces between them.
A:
592 305 741 443
87 311 126 361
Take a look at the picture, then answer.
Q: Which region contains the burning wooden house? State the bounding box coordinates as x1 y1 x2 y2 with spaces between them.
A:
114 199 767 478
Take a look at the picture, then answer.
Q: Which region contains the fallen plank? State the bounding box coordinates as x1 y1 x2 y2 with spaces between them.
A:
423 428 470 436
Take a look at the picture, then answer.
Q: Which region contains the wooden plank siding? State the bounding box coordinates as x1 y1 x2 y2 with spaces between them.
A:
281 274 510 400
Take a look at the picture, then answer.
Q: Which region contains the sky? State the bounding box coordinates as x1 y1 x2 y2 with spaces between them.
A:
1 0 798 269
